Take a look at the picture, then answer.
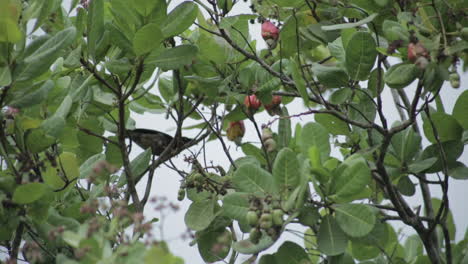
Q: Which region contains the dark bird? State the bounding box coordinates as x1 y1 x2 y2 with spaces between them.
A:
126 129 192 155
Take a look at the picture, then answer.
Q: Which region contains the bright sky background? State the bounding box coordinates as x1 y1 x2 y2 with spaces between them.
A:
128 1 468 263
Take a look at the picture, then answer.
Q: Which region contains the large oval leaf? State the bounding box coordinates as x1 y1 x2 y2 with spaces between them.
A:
232 233 274 254
384 63 418 89
317 215 348 256
13 183 48 204
331 155 371 200
151 45 198 71
222 192 249 221
335 204 376 237
275 241 310 263
273 148 300 196
161 1 198 37
423 112 463 143
452 90 468 130
197 228 231 262
232 164 276 194
345 31 377 81
184 199 216 231
133 23 164 56
300 122 330 162
15 27 77 81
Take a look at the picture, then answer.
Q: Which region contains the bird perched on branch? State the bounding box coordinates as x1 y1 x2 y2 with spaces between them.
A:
126 129 192 155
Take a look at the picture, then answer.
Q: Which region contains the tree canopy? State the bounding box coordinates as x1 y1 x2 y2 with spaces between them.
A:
0 0 467 263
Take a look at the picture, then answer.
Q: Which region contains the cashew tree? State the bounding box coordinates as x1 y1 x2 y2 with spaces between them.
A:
0 0 467 263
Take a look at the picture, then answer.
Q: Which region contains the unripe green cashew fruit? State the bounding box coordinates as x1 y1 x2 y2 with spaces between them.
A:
249 228 261 244
449 72 460 89
272 209 284 226
193 173 203 182
259 213 273 229
246 210 259 226
177 189 185 201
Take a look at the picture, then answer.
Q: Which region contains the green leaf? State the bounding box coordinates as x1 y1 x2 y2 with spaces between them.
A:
43 164 65 189
232 164 276 195
0 18 22 43
449 162 468 180
408 157 438 174
15 27 77 81
423 112 463 143
133 23 164 56
133 0 157 16
151 45 198 71
62 231 82 248
60 152 80 180
404 235 423 262
105 136 123 168
317 215 348 256
10 80 54 108
390 126 421 162
275 241 310 263
25 128 56 153
350 240 380 261
300 122 330 162
312 64 349 88
184 199 216 231
219 14 257 29
269 0 303 7
384 63 418 89
453 90 468 130
273 148 300 196
12 183 48 204
87 0 104 59
129 148 151 182
198 229 231 263
32 0 60 32
368 68 384 96
41 116 66 138
289 59 309 105
421 140 464 173
53 95 73 119
382 20 409 42
232 234 274 254
331 155 371 200
278 107 291 149
241 143 267 165
161 1 198 38
335 204 376 237
259 255 278 264
222 192 249 221
0 66 11 86
397 176 416 196
79 153 106 179
145 244 183 264
345 31 377 81
322 13 378 31
315 113 349 135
